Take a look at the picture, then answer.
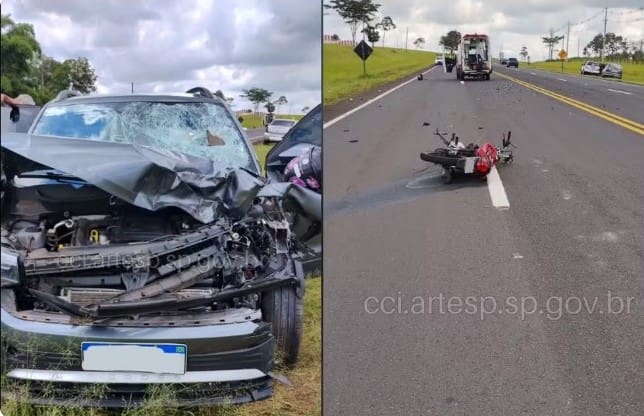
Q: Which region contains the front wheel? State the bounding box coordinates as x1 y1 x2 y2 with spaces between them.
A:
261 284 303 366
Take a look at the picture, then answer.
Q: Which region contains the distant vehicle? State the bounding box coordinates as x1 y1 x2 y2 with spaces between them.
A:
264 118 297 143
456 33 492 81
434 56 443 65
500 58 508 65
581 61 601 75
601 63 623 79
506 58 519 68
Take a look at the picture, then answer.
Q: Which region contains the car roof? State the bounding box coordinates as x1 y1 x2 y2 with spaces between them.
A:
47 92 227 106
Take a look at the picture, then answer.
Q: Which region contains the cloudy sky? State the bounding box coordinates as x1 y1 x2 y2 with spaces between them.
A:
324 1 643 60
2 0 321 113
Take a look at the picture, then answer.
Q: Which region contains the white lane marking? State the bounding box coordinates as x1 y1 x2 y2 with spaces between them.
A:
530 72 536 75
607 88 632 95
513 253 524 259
486 166 510 209
324 66 439 129
558 78 567 82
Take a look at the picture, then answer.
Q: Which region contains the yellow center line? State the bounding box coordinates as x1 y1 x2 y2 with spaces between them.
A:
496 72 644 136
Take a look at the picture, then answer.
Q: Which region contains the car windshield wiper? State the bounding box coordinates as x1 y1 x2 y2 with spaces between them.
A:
19 171 84 182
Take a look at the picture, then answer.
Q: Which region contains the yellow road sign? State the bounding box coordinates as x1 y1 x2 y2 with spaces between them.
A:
558 49 567 60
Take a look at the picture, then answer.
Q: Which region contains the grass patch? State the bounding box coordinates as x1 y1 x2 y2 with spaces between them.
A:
241 114 303 129
525 58 644 85
324 43 436 105
253 143 273 175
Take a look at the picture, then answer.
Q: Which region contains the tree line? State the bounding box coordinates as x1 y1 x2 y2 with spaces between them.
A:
542 30 643 62
1 14 98 105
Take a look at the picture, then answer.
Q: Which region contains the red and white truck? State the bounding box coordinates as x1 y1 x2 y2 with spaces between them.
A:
455 33 492 80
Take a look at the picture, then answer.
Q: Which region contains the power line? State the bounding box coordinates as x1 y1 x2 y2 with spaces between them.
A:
608 7 643 15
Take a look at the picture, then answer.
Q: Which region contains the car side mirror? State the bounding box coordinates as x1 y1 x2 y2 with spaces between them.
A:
9 106 20 123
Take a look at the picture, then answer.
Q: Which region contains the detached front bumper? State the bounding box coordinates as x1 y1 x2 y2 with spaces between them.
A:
1 303 275 407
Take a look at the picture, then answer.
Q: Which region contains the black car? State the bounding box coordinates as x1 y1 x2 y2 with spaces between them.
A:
506 58 519 68
1 87 321 407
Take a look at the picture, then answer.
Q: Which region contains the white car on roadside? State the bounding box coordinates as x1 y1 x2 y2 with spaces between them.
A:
264 118 297 143
434 56 443 65
580 61 601 75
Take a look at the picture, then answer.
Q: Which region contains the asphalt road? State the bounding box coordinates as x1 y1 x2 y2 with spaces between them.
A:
501 65 643 125
323 64 644 415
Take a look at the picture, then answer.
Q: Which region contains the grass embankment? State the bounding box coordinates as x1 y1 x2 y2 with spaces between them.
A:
526 58 644 85
1 144 321 416
324 43 436 105
240 114 303 129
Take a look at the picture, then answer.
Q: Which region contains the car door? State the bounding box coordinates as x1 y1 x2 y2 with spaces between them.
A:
265 104 321 183
264 104 322 273
1 105 42 134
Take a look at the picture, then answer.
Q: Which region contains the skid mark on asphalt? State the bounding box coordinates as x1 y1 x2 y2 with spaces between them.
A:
326 173 485 219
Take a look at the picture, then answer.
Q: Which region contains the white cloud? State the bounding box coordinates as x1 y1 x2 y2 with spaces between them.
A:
324 1 643 61
3 0 321 112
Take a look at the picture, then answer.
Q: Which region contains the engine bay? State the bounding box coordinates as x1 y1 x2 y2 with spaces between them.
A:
1 169 301 321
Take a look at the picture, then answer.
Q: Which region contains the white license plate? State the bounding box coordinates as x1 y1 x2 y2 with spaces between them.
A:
464 157 477 173
81 342 187 374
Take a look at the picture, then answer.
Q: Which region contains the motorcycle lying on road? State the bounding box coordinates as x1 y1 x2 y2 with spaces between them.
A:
420 128 515 184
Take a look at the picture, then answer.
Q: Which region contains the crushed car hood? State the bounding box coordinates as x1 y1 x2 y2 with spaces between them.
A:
1 133 320 224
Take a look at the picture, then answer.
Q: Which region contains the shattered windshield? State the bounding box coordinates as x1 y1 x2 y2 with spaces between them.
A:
32 100 256 172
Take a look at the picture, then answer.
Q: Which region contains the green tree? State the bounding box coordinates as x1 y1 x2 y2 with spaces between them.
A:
324 0 381 46
301 106 310 114
520 46 528 60
377 16 395 48
439 30 461 54
62 57 97 93
274 95 288 114
542 30 564 60
240 87 273 112
413 37 425 49
1 14 41 96
361 24 380 48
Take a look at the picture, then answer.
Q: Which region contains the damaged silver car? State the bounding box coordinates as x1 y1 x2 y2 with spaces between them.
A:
0 87 321 407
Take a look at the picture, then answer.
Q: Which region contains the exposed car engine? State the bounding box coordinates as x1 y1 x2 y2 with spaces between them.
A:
1 167 299 320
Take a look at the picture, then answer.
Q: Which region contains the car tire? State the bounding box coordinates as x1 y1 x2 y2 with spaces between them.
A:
485 74 491 80
261 283 303 366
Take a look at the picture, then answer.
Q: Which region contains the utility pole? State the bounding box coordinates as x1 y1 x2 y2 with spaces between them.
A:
405 27 408 51
601 7 608 62
577 37 580 58
566 21 570 61
131 82 134 94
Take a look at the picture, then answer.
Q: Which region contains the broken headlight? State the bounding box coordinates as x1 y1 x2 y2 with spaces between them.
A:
1 248 23 288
